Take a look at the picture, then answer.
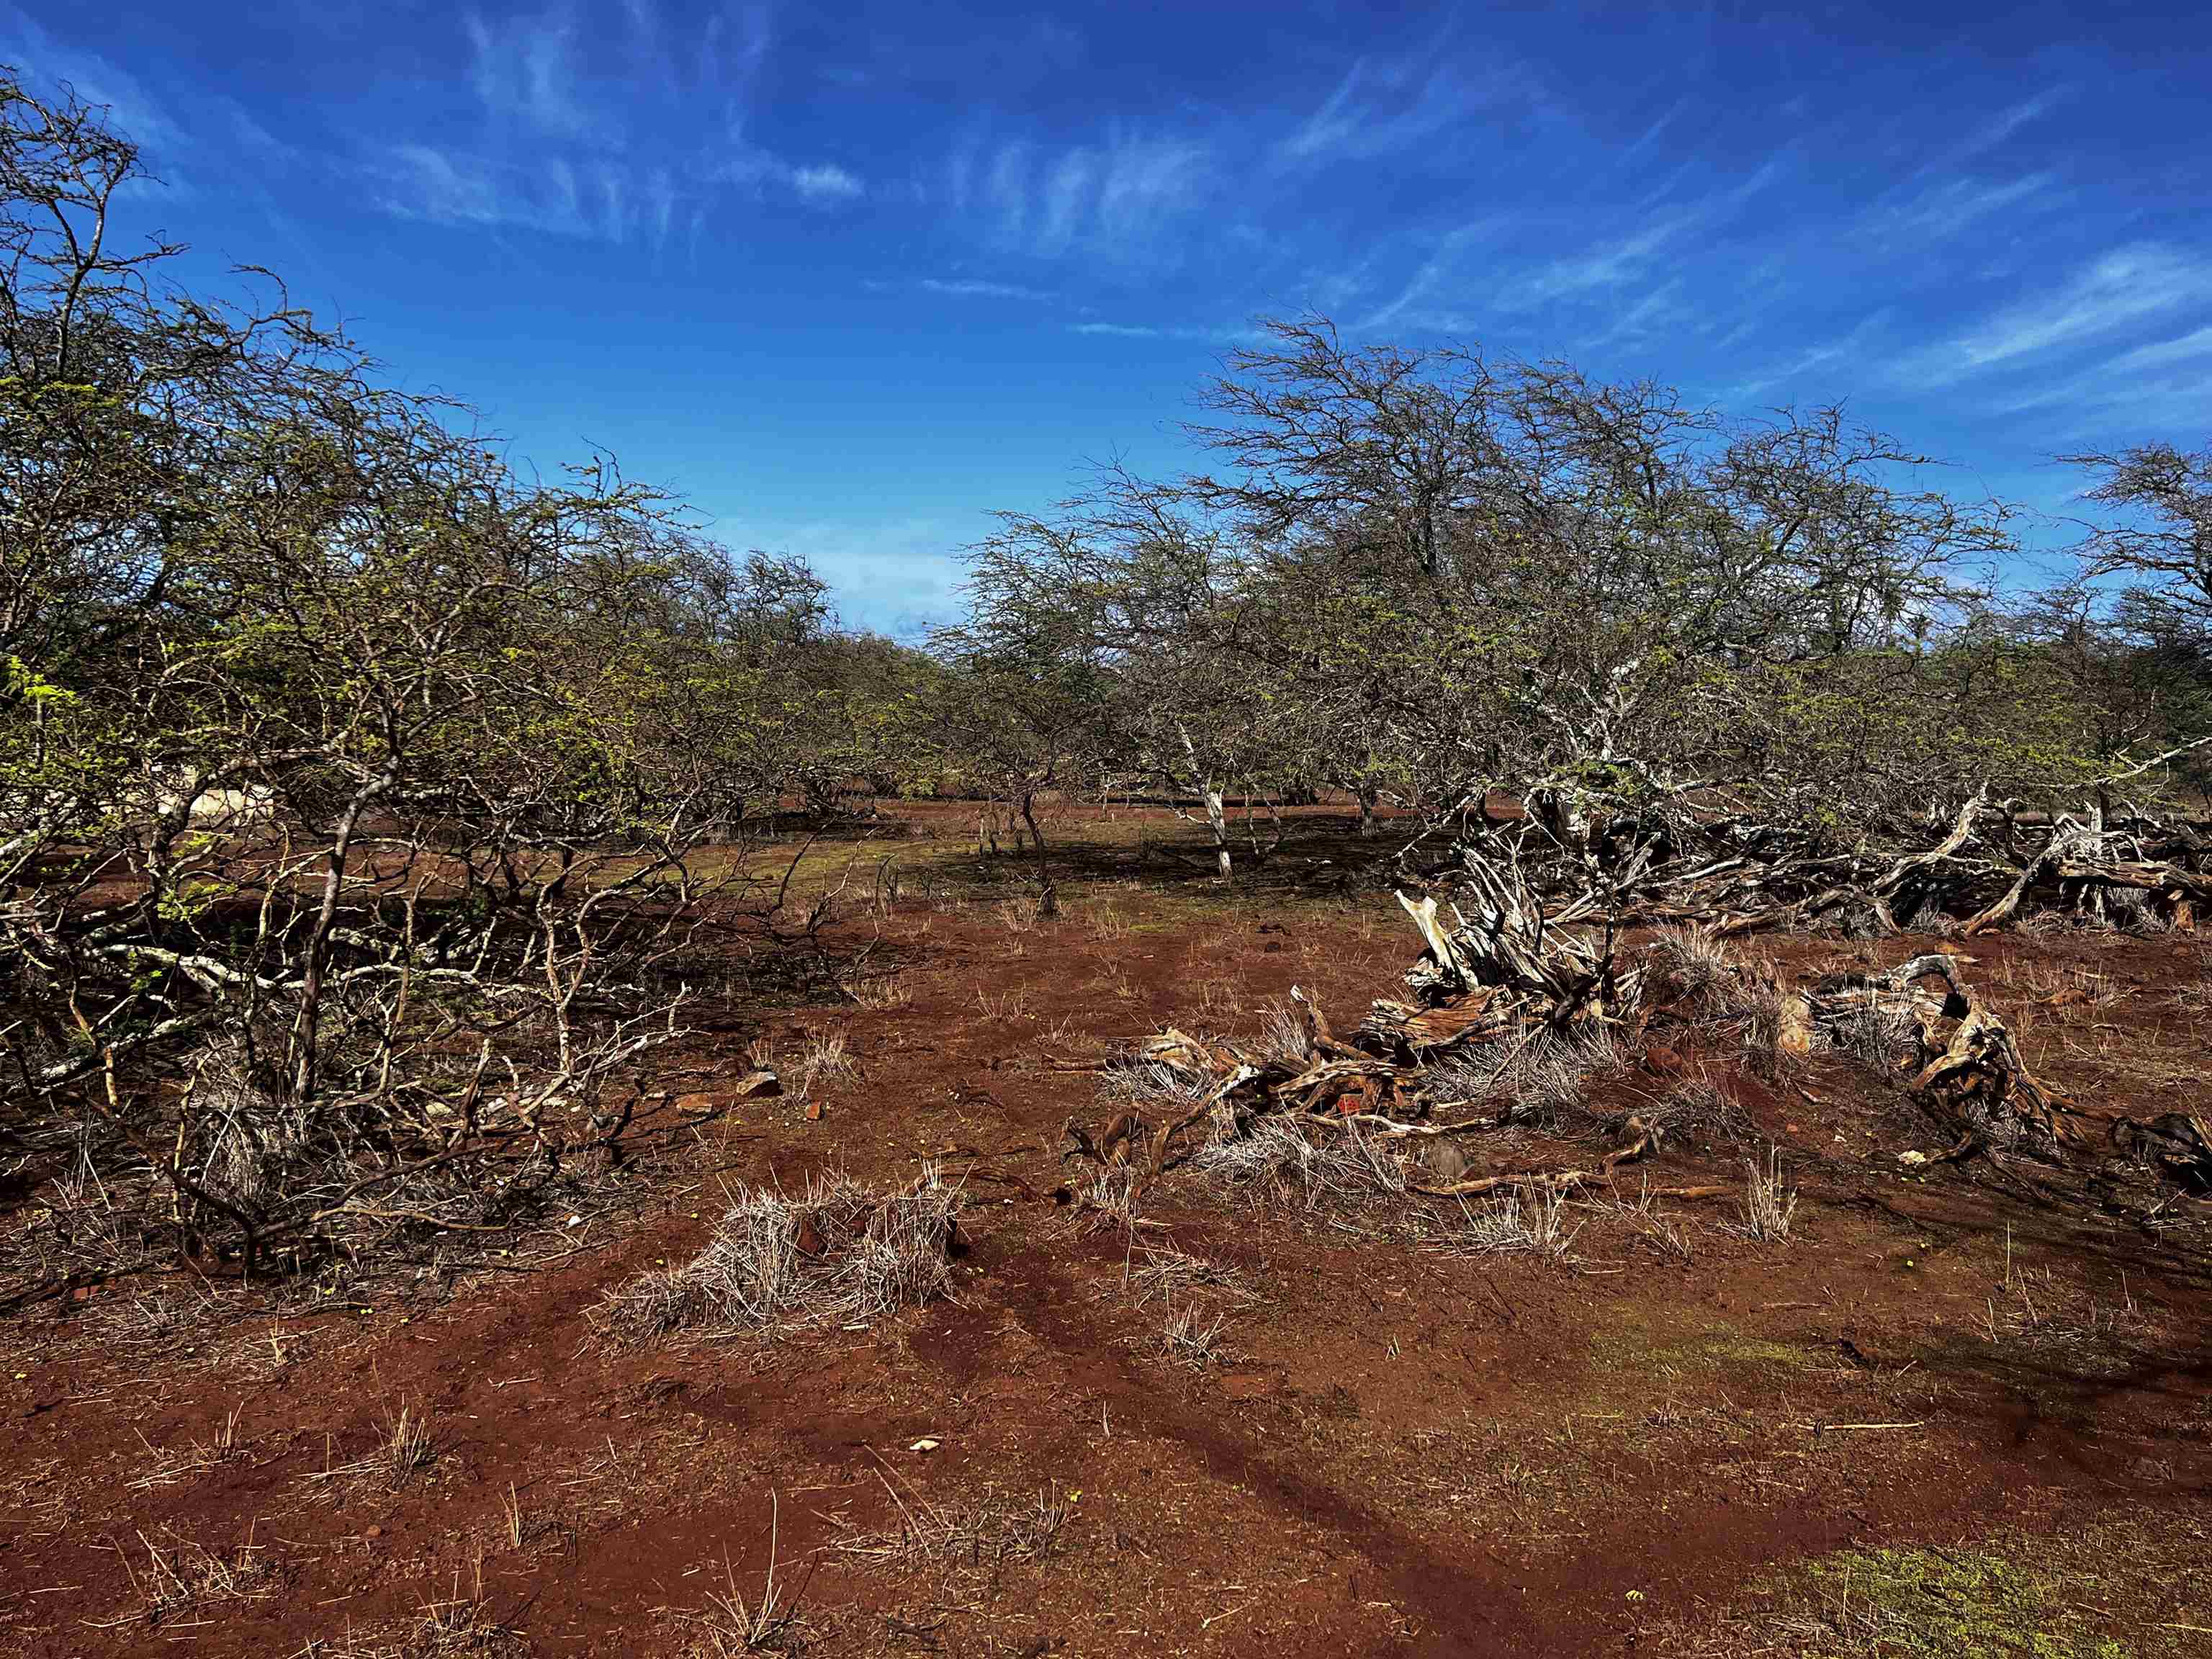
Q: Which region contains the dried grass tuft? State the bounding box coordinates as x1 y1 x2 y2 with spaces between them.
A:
1157 1301 1231 1370
1738 1147 1799 1242
595 1169 959 1344
1438 1186 1579 1259
1190 1115 1403 1209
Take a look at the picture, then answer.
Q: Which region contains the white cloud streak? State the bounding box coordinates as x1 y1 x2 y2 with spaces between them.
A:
945 129 1210 264
919 277 1050 300
464 4 598 138
368 2 864 245
1280 54 1537 165
1901 243 2208 386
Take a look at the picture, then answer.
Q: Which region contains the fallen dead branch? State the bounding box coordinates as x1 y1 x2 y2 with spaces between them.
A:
1599 793 2208 938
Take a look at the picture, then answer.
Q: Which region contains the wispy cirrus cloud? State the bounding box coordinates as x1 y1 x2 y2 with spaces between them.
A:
463 4 599 138
372 1 863 246
0 4 181 147
1869 170 2062 241
714 145 863 204
1853 84 2068 249
1069 320 1227 339
1350 156 1784 337
378 143 684 243
2108 324 2212 374
1718 310 1897 403
1279 53 1544 166
1983 320 2212 433
1897 243 2209 387
945 127 1211 264
1954 87 2070 166
918 277 1051 300
791 161 862 202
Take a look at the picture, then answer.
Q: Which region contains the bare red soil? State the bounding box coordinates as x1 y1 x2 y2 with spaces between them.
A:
4 804 2209 1657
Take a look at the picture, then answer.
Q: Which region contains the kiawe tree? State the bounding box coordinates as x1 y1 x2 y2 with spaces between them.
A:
0 74 848 1277
946 468 1312 882
945 315 2024 880
2062 442 2212 796
930 543 1118 911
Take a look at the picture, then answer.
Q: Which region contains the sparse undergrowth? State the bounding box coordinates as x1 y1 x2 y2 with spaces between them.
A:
594 1169 960 1344
302 1403 440 1499
832 1477 1071 1575
102 1526 277 1632
1439 1186 1581 1259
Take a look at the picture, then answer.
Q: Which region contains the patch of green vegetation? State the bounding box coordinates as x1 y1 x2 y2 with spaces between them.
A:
1583 1309 1822 1396
1689 1330 1824 1374
1683 1516 2208 1658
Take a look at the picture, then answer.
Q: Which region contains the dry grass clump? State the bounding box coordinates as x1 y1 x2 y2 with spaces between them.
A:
128 1403 245 1491
3 1166 167 1284
1738 1148 1799 1242
1066 1164 1142 1232
1820 985 1920 1073
1601 1182 1698 1261
665 1495 812 1655
1646 1076 1755 1151
1249 999 1311 1066
1189 1115 1404 1209
1122 1242 1249 1307
410 1594 529 1658
1422 1026 1629 1128
1647 926 1741 1012
1976 1233 2157 1370
2169 968 2212 1016
996 891 1045 935
1646 929 1811 1078
596 1169 958 1344
302 1403 439 1497
833 1475 1070 1574
2100 884 2165 934
1439 1187 1580 1259
794 1029 857 1094
1098 1058 1217 1115
840 970 912 1012
101 1526 277 1632
1084 899 1131 940
1157 1301 1231 1369
290 1560 524 1657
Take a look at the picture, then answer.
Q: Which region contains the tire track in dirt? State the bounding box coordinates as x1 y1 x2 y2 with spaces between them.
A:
979 1238 1552 1655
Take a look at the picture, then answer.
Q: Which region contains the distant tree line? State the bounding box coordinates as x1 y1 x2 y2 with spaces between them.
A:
935 320 2211 892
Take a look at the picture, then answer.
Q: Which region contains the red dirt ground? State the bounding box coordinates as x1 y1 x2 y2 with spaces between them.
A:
4 803 2209 1657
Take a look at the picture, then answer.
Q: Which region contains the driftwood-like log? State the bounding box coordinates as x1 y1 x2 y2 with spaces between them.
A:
1572 793 2210 938
1809 953 2084 1154
1411 1117 1664 1197
1061 891 2212 1220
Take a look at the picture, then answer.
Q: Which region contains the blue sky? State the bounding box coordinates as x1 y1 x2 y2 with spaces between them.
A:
11 1 2209 633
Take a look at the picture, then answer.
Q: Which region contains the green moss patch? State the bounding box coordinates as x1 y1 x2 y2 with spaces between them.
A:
1676 1515 2208 1658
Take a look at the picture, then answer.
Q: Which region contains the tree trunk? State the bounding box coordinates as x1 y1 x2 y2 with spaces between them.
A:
1176 723 1233 879
291 765 392 1101
1205 787 1232 879
1357 783 1379 837
1018 791 1057 915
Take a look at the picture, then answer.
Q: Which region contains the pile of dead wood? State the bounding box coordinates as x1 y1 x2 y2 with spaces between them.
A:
1064 878 2212 1212
1537 791 2210 938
